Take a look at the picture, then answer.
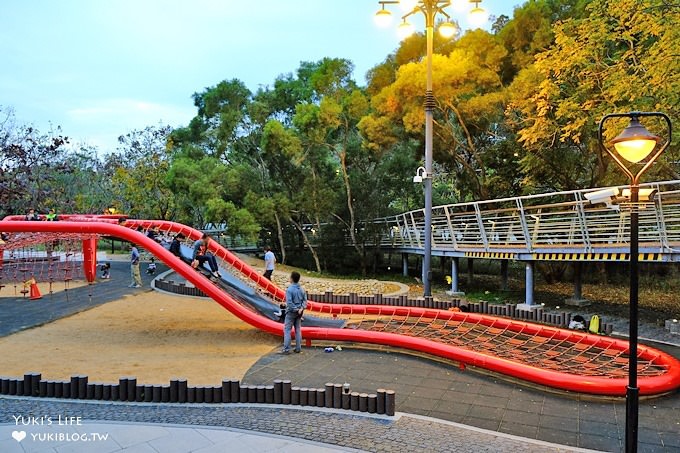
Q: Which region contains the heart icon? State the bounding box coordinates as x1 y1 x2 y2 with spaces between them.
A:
12 430 26 442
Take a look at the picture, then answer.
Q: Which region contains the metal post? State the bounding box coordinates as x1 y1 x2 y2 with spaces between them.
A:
451 257 459 293
525 261 534 306
626 184 639 453
500 260 509 291
574 262 583 300
402 253 409 277
422 5 435 297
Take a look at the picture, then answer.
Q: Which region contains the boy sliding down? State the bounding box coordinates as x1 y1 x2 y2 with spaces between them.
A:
191 233 221 280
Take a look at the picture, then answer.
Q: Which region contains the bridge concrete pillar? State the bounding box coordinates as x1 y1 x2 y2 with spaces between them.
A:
446 257 464 296
524 261 535 306
402 254 409 277
566 261 590 307
500 260 509 291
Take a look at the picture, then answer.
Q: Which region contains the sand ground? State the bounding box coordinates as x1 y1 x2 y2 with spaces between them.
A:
0 291 279 385
0 280 89 298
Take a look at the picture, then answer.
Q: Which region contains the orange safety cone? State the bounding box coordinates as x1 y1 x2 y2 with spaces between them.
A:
29 278 42 300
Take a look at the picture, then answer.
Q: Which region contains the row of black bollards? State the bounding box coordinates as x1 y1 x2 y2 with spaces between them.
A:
0 374 396 416
451 299 613 334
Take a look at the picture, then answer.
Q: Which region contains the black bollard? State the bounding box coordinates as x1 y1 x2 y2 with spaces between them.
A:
127 378 137 402
110 384 119 401
179 379 188 403
359 393 368 412
350 392 360 411
152 386 162 403
230 380 240 403
291 386 300 405
333 384 343 409
282 380 292 404
118 378 128 401
273 380 283 404
222 379 231 403
385 390 396 416
247 385 257 403
78 375 88 399
368 394 377 413
169 379 179 403
325 383 334 408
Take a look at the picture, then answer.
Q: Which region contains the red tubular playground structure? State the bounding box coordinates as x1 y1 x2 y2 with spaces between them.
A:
1 217 680 397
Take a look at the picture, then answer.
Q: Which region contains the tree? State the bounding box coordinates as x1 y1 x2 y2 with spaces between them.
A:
507 0 680 192
361 30 514 202
111 125 177 219
0 107 70 217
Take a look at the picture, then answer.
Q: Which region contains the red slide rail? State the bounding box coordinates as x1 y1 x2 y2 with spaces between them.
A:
2 218 680 397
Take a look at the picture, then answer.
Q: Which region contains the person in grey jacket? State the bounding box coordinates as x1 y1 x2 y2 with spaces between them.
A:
280 271 307 354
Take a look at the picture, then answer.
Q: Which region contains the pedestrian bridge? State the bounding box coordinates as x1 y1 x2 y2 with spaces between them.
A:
370 180 680 304
374 180 680 262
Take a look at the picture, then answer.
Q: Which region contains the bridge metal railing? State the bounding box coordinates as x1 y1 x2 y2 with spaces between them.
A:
373 180 680 255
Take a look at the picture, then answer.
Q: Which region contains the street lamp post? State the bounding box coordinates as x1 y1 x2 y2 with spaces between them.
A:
598 111 672 453
374 0 487 297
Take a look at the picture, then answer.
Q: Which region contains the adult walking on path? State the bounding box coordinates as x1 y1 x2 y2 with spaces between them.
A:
129 244 142 288
280 271 307 355
263 246 276 280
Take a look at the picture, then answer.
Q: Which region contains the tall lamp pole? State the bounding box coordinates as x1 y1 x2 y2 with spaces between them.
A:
598 111 672 453
374 0 488 297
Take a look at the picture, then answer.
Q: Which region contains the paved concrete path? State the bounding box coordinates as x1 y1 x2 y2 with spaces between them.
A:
0 419 349 453
0 398 596 453
243 346 680 452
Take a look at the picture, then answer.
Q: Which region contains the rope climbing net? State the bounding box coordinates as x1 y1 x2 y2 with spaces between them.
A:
0 232 91 296
346 314 667 378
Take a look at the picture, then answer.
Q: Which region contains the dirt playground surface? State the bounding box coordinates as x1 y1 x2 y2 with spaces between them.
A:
0 280 89 298
0 291 279 385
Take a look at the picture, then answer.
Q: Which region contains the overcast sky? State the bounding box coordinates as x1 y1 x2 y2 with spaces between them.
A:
1 0 519 152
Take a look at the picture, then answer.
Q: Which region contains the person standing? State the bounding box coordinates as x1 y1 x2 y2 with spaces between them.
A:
263 246 276 280
45 209 59 221
192 233 221 280
25 209 41 221
280 271 307 354
129 244 142 288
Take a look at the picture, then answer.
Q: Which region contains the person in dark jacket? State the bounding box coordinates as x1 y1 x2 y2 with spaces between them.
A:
169 233 184 257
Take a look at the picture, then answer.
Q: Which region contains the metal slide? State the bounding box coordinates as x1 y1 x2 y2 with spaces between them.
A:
2 217 680 397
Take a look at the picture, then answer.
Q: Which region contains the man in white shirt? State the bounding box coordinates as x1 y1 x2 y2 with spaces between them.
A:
263 246 276 280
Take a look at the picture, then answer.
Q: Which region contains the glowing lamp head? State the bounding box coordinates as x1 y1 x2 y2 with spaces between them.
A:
374 7 392 27
468 2 488 28
439 21 457 38
611 117 659 163
397 20 415 39
399 0 418 12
